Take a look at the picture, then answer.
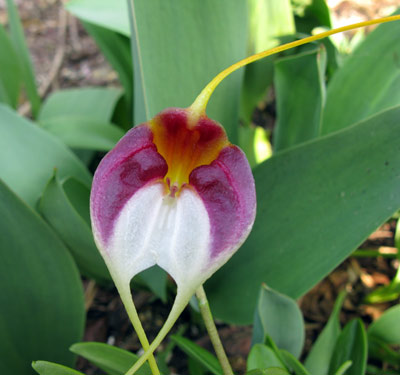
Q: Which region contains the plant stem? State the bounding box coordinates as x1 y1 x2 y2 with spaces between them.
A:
116 282 160 375
124 289 190 375
195 285 234 375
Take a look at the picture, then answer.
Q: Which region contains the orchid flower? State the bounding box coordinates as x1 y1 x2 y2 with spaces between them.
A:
90 14 400 375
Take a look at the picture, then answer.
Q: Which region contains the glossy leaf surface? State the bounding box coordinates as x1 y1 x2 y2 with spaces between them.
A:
0 104 91 207
252 285 304 358
38 175 110 282
273 46 325 151
208 106 400 323
246 368 290 375
0 23 20 107
241 0 295 125
41 116 124 151
170 335 223 375
33 362 85 375
328 319 367 375
280 350 310 375
304 291 346 374
82 21 133 127
0 181 84 374
128 0 247 142
247 344 284 372
5 0 41 116
70 342 151 375
66 0 130 36
322 16 400 133
38 87 122 123
368 305 400 345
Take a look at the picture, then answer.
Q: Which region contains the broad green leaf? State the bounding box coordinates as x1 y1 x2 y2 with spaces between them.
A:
246 368 290 375
0 180 84 374
66 0 130 36
33 361 85 375
0 104 91 207
41 116 124 151
38 175 110 282
127 0 247 143
322 15 400 134
304 291 346 374
0 23 21 107
247 344 284 371
279 350 310 375
368 305 400 345
5 0 41 117
273 46 325 151
70 342 151 375
207 106 400 323
39 87 122 123
328 319 367 375
241 0 295 126
82 21 133 127
252 285 304 358
170 335 223 375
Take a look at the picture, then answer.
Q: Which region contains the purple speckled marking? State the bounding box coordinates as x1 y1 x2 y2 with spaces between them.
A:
90 125 168 245
189 145 256 259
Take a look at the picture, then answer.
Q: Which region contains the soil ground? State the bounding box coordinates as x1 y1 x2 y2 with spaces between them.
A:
0 1 399 374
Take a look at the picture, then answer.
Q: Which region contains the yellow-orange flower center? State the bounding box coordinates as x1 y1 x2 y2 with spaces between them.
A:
149 109 228 196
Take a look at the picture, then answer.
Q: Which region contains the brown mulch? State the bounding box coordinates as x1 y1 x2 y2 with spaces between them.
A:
1 0 399 374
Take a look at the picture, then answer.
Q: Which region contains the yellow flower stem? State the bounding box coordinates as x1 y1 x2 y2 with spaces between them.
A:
196 285 233 375
190 14 400 118
115 281 160 375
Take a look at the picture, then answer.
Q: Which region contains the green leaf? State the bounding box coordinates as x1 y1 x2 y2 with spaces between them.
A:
70 342 151 375
292 0 331 34
333 360 353 375
207 106 400 323
170 335 223 375
127 0 247 143
0 180 85 374
5 0 41 117
137 265 167 303
0 104 91 207
82 21 133 126
0 23 21 107
241 0 295 126
188 357 208 375
273 46 325 151
279 350 310 375
322 14 400 134
304 291 346 374
368 336 400 367
252 285 304 358
246 369 290 375
41 116 124 151
247 344 285 372
38 175 110 282
32 361 85 375
368 305 400 345
66 0 130 36
328 319 367 375
39 87 122 123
